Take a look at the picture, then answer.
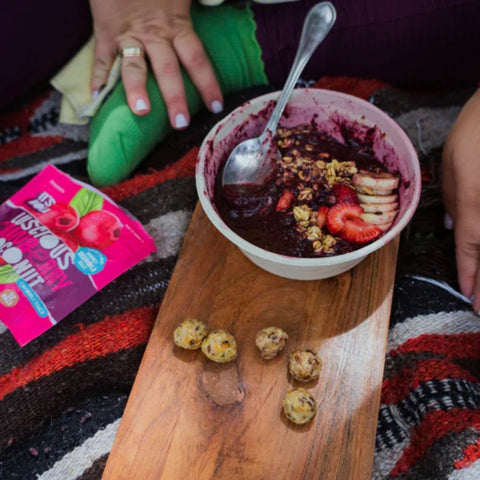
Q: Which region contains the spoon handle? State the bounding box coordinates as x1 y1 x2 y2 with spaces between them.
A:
262 2 337 139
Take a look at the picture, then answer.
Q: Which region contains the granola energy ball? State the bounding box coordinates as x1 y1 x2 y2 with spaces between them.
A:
255 326 289 360
173 318 208 350
288 349 322 382
283 388 317 424
201 329 238 363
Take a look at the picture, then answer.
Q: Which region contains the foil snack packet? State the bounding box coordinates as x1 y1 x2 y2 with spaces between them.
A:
0 165 156 346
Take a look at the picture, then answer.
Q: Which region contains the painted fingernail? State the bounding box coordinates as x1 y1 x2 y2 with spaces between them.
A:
92 84 106 101
135 99 148 112
444 213 454 230
175 113 189 129
211 100 223 114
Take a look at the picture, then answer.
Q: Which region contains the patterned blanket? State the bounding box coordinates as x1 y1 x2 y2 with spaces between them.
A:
0 78 479 480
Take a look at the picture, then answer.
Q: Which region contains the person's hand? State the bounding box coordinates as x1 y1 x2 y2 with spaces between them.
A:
88 0 223 127
442 88 480 313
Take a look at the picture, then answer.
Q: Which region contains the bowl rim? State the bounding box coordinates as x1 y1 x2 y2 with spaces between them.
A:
196 88 421 266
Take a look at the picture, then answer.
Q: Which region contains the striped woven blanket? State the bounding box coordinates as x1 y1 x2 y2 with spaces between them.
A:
0 78 479 480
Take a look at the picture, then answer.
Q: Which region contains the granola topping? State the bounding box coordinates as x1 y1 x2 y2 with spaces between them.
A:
216 123 397 257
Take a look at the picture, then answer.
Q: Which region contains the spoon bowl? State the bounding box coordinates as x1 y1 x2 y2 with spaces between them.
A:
221 2 337 188
220 134 280 186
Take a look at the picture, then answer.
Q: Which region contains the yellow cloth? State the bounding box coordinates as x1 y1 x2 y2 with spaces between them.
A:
50 37 121 125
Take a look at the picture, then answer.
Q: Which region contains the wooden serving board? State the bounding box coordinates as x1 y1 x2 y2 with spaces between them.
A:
102 203 399 480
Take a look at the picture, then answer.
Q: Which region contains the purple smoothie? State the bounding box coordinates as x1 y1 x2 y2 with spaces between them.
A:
215 123 393 257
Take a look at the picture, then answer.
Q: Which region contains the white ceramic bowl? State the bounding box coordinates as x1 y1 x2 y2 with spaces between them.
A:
196 88 421 280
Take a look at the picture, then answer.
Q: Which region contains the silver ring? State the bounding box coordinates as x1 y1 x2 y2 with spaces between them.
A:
120 47 145 59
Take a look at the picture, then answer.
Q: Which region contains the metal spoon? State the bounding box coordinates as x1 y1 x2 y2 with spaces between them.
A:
221 2 337 187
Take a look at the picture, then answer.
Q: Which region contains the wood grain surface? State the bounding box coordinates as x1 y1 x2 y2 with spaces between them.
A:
102 203 399 480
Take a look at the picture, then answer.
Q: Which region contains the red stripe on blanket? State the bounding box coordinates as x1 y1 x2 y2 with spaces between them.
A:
0 306 157 401
391 409 480 476
312 77 389 100
381 358 478 404
102 146 199 202
0 91 52 130
390 333 480 359
0 136 63 163
455 438 480 469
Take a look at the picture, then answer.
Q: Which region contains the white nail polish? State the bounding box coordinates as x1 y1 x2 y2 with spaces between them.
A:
444 213 454 230
175 113 189 129
211 100 223 114
135 99 148 112
92 90 99 101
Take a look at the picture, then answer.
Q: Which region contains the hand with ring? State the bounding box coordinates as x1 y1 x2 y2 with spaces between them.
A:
88 0 223 129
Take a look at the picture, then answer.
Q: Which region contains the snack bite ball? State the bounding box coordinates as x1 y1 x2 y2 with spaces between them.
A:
283 388 317 424
288 349 322 382
255 326 289 360
201 329 238 363
173 318 208 350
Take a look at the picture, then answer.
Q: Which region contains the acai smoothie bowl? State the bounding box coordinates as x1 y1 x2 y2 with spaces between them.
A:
195 89 421 280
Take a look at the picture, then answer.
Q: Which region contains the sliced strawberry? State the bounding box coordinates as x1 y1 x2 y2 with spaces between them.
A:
276 189 295 212
0 257 6 266
340 217 382 244
326 203 382 244
316 206 329 229
326 203 364 234
332 183 359 205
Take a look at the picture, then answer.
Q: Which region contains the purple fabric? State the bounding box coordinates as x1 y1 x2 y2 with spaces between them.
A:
3 0 480 109
0 0 92 109
252 0 480 88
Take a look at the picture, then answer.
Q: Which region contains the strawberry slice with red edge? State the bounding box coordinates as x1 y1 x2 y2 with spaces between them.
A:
332 183 359 205
316 206 329 229
276 189 295 212
326 203 363 234
326 203 382 244
340 217 383 244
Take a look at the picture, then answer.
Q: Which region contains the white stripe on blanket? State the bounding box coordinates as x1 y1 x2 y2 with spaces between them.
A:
142 209 194 262
448 457 480 480
36 418 120 480
387 309 480 353
0 150 87 182
394 106 461 156
371 436 410 480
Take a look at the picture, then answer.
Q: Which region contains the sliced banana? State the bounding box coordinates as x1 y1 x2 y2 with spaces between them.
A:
360 202 398 213
357 192 398 204
360 210 398 225
353 171 400 191
355 185 395 196
378 222 393 231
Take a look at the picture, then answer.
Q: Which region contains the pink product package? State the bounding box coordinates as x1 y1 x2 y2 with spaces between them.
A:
0 165 156 346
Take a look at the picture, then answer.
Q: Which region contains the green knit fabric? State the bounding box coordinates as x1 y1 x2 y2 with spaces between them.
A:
88 4 267 186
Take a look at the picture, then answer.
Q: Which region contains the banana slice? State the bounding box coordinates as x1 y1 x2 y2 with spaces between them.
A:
378 222 393 231
357 192 398 204
360 210 398 225
360 202 398 213
355 185 395 196
353 171 400 191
